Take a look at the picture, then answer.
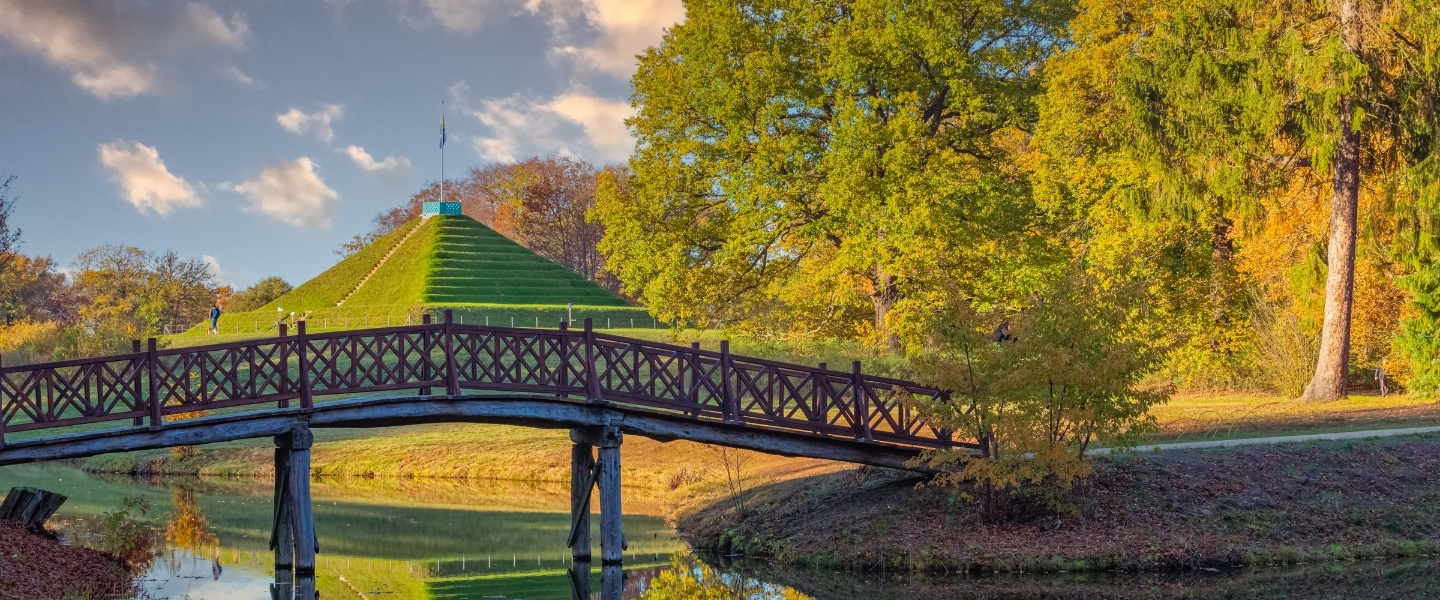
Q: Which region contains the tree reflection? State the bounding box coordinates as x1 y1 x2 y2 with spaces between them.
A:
641 553 813 600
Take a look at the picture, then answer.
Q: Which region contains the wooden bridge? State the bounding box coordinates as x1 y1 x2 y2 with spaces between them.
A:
0 312 970 598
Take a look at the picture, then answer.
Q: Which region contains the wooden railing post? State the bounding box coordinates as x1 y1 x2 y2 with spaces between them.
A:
689 342 701 415
557 321 570 390
277 324 290 409
852 361 871 442
131 340 143 426
297 321 313 409
420 314 432 396
583 318 602 403
146 338 161 428
443 310 459 396
720 340 736 424
0 355 6 448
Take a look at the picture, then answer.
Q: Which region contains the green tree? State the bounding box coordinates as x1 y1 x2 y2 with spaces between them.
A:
226 276 293 312
1114 0 1440 399
595 0 1073 344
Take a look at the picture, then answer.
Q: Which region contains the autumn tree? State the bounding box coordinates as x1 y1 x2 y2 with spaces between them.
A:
1115 0 1440 399
70 244 218 338
595 0 1074 344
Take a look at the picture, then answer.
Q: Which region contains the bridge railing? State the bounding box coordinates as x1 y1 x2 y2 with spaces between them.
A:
0 313 969 451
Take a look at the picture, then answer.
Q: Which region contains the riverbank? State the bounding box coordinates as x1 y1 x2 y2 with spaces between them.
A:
679 433 1440 574
0 522 134 600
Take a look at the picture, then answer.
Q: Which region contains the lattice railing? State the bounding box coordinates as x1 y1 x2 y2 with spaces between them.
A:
0 312 967 451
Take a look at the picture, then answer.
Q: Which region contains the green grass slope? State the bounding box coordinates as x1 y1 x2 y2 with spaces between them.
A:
179 215 633 336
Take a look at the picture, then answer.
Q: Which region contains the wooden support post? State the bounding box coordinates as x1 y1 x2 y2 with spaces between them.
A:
131 340 143 426
720 340 736 424
568 441 594 560
289 428 317 576
146 338 161 428
420 314 432 396
270 570 293 600
444 310 459 396
297 321 313 410
294 574 317 600
567 559 592 600
583 318 602 403
597 427 625 564
853 361 871 442
601 563 624 600
271 436 294 573
272 428 317 577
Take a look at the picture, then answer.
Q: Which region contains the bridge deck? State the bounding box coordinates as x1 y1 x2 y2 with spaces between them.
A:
0 315 972 467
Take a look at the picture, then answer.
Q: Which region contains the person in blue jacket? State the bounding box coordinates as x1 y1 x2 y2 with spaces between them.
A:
208 304 221 334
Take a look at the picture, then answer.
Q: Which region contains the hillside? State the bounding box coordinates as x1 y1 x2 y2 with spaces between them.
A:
183 215 638 335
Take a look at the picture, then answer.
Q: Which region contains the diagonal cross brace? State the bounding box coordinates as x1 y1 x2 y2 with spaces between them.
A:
565 460 602 549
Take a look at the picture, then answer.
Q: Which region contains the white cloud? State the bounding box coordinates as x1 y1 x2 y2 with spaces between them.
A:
544 0 683 75
219 64 264 88
185 3 249 48
277 104 345 143
392 0 680 76
97 140 201 216
343 145 412 177
201 254 227 285
464 88 632 163
0 1 251 100
227 158 338 230
397 0 522 33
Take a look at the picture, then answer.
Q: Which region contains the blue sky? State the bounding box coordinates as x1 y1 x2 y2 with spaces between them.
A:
0 0 681 288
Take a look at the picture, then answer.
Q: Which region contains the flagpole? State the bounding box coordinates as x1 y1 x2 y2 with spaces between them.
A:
440 100 446 204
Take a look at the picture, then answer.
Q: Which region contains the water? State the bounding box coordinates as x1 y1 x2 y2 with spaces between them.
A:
4 463 1440 600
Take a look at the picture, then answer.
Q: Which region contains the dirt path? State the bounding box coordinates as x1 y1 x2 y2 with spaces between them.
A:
1094 424 1440 455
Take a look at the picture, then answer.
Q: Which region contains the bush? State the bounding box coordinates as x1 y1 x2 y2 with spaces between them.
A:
904 263 1165 520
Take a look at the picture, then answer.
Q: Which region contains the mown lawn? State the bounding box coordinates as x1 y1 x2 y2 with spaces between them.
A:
1149 393 1440 442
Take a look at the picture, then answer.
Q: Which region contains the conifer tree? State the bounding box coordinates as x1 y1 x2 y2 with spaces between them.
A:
1117 0 1440 399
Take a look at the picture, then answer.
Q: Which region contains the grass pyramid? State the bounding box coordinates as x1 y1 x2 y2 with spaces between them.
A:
188 215 641 335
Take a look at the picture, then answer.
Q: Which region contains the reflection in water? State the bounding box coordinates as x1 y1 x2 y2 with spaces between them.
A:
5 463 1440 600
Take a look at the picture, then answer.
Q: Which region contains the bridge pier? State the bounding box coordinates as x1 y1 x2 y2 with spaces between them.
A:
569 426 625 564
569 441 594 560
272 427 317 595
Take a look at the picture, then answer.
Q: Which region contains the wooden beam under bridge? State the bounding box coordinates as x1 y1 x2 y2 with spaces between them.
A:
0 394 951 471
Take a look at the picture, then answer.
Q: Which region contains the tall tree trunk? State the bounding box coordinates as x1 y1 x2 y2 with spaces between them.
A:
1302 0 1362 401
871 265 899 348
1209 210 1235 352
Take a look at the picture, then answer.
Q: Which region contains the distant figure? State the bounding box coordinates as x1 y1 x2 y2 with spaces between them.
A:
1377 362 1389 397
209 304 221 334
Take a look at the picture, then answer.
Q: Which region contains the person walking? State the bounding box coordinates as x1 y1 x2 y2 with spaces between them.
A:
209 304 222 334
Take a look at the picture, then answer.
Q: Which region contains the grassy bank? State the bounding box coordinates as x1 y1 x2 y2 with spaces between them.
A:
678 433 1440 574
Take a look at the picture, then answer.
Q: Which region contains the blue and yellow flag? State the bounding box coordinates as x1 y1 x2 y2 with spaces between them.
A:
439 117 447 149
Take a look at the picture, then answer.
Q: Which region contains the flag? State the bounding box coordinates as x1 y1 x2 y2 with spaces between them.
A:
439 117 447 149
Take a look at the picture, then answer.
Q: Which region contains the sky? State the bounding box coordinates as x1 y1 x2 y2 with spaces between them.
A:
0 0 683 288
